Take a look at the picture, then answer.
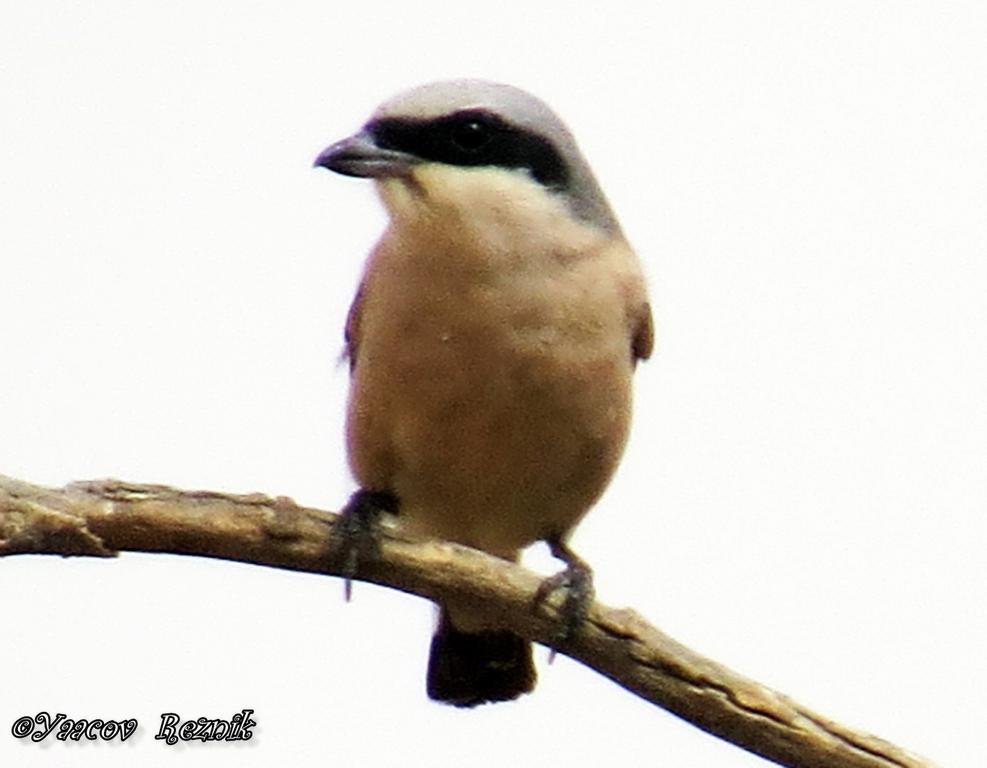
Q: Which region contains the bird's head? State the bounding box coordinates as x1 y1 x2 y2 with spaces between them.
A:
314 80 619 235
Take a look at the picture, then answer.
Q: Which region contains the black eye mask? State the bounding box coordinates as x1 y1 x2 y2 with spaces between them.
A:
367 109 571 191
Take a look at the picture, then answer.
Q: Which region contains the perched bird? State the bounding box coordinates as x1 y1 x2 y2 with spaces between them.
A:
314 79 652 707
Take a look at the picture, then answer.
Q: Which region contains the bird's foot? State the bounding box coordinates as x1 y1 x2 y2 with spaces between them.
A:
534 537 595 661
330 489 398 601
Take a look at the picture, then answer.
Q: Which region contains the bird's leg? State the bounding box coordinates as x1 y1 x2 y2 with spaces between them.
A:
330 489 399 601
534 536 595 659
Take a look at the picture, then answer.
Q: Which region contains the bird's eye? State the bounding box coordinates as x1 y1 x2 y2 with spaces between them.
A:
449 118 493 152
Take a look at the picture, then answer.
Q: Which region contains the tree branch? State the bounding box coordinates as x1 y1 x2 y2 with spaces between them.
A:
0 473 934 768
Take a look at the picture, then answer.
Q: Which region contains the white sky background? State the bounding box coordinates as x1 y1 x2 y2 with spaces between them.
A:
1 2 984 766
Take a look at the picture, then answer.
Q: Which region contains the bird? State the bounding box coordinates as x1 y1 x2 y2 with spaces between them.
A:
314 79 652 707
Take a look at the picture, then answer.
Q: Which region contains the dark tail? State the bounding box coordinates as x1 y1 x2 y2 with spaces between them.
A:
426 609 536 707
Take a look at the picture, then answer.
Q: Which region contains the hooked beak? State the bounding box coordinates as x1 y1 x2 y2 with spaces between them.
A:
313 130 416 179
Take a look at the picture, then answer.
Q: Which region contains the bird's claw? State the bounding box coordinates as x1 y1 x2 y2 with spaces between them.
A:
330 489 398 601
534 538 595 660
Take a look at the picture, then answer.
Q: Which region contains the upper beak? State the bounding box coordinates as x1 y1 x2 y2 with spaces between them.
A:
313 131 416 179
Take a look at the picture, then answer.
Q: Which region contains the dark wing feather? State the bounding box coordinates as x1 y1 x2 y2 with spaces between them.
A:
344 281 366 372
632 301 654 363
